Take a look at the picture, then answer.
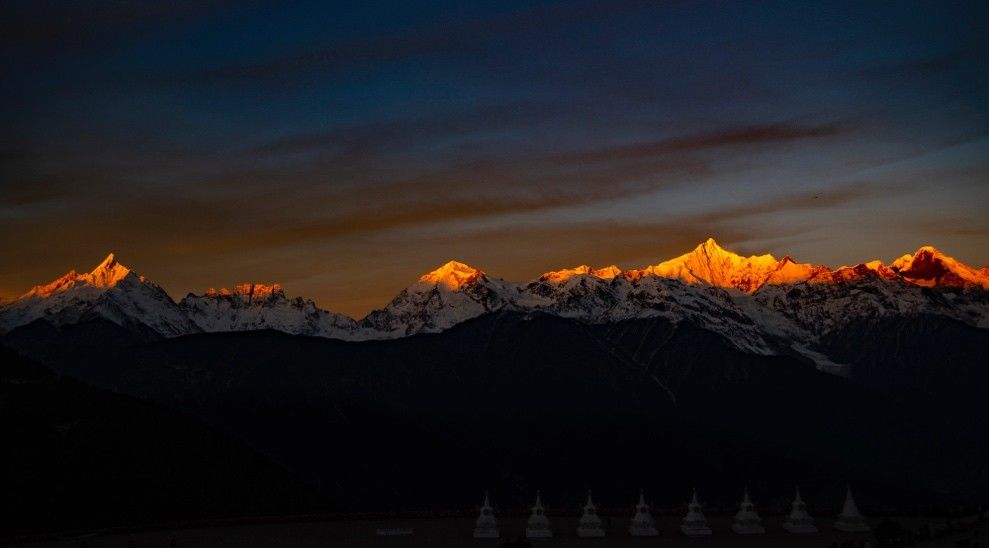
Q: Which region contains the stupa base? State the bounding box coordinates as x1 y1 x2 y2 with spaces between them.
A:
525 528 552 539
473 528 500 539
577 527 605 538
732 523 765 535
835 521 871 533
784 522 818 534
629 525 659 537
681 525 712 536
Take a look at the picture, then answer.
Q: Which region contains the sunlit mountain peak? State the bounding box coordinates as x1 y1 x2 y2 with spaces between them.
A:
87 253 135 288
827 261 899 283
891 245 989 289
592 265 623 279
419 260 484 290
539 264 623 284
890 245 946 272
203 283 285 301
21 252 136 299
763 256 827 286
2 252 194 338
642 238 784 292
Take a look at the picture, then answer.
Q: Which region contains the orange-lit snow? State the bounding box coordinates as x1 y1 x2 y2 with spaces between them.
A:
637 238 792 292
418 260 485 290
20 253 135 299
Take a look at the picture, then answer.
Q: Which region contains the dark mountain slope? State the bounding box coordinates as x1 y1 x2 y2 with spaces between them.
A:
601 318 989 501
0 346 314 537
8 312 985 514
92 313 682 510
824 314 989 402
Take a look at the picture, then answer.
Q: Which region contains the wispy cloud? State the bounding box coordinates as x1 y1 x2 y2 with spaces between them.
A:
0 116 863 258
240 100 577 162
555 123 847 164
423 183 886 268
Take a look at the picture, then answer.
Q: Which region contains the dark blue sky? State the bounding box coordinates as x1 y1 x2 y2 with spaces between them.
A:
2 1 987 315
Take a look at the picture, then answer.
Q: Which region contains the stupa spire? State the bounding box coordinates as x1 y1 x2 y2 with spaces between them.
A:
835 485 870 532
783 486 818 534
577 489 605 538
472 490 499 539
629 488 658 537
731 487 765 534
680 488 712 536
525 490 552 539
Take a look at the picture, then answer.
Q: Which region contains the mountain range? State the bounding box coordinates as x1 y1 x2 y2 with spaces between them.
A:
4 239 989 533
3 239 987 373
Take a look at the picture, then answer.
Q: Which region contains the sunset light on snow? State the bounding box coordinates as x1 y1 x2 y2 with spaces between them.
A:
2 2 987 544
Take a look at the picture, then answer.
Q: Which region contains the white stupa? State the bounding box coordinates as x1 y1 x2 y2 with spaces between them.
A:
525 490 553 539
680 489 712 536
835 486 870 532
731 488 765 534
628 489 659 537
473 491 500 539
576 490 605 538
783 487 818 533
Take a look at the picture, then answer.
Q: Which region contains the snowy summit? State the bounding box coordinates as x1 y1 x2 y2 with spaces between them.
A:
1 241 987 374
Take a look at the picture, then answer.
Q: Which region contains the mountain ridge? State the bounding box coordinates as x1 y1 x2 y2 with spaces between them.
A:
2 240 987 373
0 253 197 338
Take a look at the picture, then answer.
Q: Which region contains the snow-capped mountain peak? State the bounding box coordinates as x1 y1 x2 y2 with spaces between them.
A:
1 253 195 338
538 264 623 284
641 238 783 292
593 265 623 279
418 260 484 290
204 283 285 302
88 253 133 287
890 246 989 289
762 256 826 286
21 253 136 299
181 282 354 337
359 260 520 337
820 261 898 284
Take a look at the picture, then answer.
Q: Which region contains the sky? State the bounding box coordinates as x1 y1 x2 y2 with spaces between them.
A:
2 0 988 317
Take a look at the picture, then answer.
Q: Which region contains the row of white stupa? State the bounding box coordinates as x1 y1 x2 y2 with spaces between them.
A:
473 487 871 539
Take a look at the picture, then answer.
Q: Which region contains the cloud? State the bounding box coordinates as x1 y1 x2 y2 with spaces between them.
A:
426 183 884 262
672 183 883 226
896 217 989 238
241 100 577 162
0 115 859 262
140 153 709 255
555 123 847 164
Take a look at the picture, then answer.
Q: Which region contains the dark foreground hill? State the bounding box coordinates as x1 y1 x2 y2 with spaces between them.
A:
3 311 988 535
0 346 313 537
